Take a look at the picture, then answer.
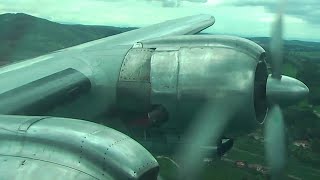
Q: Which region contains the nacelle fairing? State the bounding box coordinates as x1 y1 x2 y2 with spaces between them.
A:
116 35 269 135
0 115 159 180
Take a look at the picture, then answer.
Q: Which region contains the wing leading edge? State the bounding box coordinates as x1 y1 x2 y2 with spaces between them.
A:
70 14 215 50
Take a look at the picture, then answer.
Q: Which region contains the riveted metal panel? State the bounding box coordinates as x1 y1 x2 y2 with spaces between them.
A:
0 115 159 180
150 51 179 115
119 48 153 82
117 48 154 112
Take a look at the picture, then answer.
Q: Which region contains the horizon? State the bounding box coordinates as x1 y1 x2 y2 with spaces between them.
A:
0 0 319 42
2 12 320 43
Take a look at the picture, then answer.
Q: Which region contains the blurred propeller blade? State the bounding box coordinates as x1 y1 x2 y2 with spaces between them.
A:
175 98 241 179
264 105 286 180
270 0 286 79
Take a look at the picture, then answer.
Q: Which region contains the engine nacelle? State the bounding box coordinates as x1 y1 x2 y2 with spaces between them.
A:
116 35 268 135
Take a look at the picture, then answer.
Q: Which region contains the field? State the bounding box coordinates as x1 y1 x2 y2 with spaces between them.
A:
157 135 320 180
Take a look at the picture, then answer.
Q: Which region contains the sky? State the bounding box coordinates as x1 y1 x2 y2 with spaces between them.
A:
0 0 319 41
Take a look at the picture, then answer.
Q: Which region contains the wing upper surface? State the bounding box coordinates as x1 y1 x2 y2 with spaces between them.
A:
70 14 215 50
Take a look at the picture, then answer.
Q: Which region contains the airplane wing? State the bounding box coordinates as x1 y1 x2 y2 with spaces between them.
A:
0 14 215 120
0 115 159 180
0 14 212 180
68 14 215 49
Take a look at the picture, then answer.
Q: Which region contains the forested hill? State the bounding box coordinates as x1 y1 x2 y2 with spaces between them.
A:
0 13 135 64
1 13 319 63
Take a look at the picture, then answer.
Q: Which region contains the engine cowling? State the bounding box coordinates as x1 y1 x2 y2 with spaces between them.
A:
116 35 268 136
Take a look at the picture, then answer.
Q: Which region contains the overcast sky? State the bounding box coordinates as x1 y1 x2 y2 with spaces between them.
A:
0 0 319 41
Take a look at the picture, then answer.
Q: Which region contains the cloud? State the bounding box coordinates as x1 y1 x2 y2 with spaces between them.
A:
228 0 320 25
0 0 213 26
162 0 180 7
0 0 319 41
159 0 208 7
94 0 207 7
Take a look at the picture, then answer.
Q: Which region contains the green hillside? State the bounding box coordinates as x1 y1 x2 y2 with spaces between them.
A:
0 13 134 64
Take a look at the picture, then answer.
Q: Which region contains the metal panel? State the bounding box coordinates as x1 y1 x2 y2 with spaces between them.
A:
141 35 265 60
117 81 151 112
150 51 179 116
48 45 131 120
0 156 96 180
0 44 132 121
18 117 48 132
117 48 154 112
0 115 159 180
119 48 153 82
0 68 91 116
176 46 258 134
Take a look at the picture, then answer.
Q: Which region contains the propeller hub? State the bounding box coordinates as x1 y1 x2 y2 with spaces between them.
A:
266 75 309 106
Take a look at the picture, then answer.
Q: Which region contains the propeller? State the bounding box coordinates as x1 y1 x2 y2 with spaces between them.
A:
264 105 286 179
175 0 309 179
269 0 284 79
265 0 308 179
176 98 242 180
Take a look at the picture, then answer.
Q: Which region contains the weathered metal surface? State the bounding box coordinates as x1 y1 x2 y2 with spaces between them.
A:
117 48 154 112
0 45 131 120
18 116 48 132
176 46 260 134
0 115 159 180
119 48 153 82
0 156 96 180
150 50 179 119
142 35 268 135
0 68 91 115
141 35 265 60
117 81 151 112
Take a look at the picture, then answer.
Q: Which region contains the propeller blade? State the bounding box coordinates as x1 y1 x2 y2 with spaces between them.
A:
175 98 241 179
264 105 286 179
270 0 286 79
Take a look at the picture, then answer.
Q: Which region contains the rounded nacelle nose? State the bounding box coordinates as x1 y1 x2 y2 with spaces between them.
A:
266 75 309 106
